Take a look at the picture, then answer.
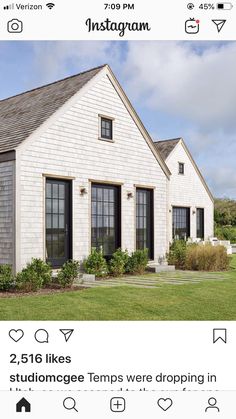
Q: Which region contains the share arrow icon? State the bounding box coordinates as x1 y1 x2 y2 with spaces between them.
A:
60 329 74 342
212 19 226 33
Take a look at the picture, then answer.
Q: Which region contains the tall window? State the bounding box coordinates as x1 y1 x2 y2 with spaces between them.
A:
172 207 190 240
91 184 120 257
101 117 113 140
197 208 204 239
46 179 72 267
136 188 154 259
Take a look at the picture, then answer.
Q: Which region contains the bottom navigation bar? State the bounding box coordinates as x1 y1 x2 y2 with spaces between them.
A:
2 390 236 418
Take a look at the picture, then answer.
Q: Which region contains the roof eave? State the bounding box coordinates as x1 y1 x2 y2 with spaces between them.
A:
105 65 171 179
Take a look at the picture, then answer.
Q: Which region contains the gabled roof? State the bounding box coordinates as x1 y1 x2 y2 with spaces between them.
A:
0 65 105 154
0 64 171 178
154 137 214 202
153 138 181 160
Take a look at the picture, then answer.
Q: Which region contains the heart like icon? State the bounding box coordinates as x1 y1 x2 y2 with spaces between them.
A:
157 398 173 411
9 329 24 342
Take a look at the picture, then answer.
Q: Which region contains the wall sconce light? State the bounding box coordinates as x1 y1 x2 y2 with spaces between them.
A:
127 191 134 199
80 187 87 196
192 209 196 215
169 209 172 213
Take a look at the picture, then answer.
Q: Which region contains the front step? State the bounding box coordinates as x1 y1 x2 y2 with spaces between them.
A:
148 264 175 273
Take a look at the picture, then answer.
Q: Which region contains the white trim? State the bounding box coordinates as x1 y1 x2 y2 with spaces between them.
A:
14 148 22 272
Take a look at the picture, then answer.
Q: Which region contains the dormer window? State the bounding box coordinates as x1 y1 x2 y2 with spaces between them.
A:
178 162 185 175
101 117 113 140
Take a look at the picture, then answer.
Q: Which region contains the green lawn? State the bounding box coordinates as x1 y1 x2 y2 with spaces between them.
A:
0 256 236 321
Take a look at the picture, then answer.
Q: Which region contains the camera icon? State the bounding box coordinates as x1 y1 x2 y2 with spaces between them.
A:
7 19 23 33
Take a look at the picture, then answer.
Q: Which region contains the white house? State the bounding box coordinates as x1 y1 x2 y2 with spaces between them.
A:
0 65 214 272
154 138 214 243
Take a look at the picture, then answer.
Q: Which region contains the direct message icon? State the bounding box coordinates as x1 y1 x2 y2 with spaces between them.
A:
60 329 74 342
213 328 227 344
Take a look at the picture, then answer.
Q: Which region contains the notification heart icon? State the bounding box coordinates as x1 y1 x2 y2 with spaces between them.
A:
157 398 173 411
9 329 24 342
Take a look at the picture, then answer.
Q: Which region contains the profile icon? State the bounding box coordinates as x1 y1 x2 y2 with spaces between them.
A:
205 397 220 412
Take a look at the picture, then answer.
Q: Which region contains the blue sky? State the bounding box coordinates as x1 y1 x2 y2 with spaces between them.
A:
1 41 236 199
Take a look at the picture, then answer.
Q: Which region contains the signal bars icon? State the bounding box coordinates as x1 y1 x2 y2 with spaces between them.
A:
4 3 14 9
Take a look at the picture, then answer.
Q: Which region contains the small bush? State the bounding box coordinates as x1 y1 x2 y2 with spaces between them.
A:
57 260 80 288
0 265 14 291
185 244 230 271
29 258 52 287
16 258 52 292
126 249 149 275
16 267 42 292
167 240 187 269
109 249 129 277
84 250 108 277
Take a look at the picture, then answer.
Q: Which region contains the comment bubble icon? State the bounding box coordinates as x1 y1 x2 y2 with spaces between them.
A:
34 329 49 344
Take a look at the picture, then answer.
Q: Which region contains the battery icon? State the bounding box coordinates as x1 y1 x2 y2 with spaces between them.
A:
217 2 233 9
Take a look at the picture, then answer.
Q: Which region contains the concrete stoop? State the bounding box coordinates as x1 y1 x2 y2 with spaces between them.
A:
74 273 96 284
147 262 175 273
154 265 175 273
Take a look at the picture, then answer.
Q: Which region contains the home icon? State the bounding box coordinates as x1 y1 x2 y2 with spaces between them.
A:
16 397 31 413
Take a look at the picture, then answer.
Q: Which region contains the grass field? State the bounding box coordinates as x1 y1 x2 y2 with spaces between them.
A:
0 256 236 321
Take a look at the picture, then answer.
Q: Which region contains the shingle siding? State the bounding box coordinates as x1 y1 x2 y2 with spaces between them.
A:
17 74 168 270
0 160 14 266
166 142 214 241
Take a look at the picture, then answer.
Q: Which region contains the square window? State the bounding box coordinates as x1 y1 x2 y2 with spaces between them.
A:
101 117 113 140
179 162 185 175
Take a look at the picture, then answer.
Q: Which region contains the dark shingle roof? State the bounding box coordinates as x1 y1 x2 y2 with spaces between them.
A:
153 138 181 160
0 65 106 154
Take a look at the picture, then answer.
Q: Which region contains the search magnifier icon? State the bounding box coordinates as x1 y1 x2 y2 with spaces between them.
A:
63 397 78 412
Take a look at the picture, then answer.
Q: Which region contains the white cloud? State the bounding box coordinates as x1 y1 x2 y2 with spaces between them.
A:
123 41 236 134
29 41 121 86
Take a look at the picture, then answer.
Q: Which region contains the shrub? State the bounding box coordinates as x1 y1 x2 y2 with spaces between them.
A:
16 267 42 292
57 260 80 288
109 249 129 277
29 258 52 287
84 250 108 277
16 258 52 292
0 265 14 291
215 225 236 244
167 240 187 269
126 249 149 275
185 244 230 271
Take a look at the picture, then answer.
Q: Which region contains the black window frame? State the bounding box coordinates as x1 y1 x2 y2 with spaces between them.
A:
91 183 121 258
136 188 154 260
178 162 185 175
196 208 205 239
45 178 72 268
172 206 190 240
100 117 113 140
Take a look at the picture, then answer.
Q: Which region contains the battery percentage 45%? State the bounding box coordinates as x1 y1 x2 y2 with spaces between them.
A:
199 3 215 9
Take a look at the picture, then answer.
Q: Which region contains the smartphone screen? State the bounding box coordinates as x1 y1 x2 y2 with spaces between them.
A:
0 1 235 417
